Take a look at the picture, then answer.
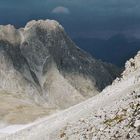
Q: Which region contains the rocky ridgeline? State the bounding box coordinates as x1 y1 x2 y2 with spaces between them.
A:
111 51 140 86
123 51 140 76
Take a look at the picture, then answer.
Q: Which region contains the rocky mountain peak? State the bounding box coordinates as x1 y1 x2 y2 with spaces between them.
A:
0 19 120 110
24 19 63 33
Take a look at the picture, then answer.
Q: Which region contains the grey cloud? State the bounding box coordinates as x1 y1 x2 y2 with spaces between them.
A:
52 6 70 14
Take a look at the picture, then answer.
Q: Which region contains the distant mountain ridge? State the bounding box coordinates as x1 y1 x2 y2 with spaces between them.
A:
74 34 140 67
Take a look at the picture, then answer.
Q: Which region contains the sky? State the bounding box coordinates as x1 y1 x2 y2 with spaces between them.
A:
0 0 140 39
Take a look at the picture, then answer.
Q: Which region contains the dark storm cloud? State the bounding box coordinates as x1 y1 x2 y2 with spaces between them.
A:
0 0 140 38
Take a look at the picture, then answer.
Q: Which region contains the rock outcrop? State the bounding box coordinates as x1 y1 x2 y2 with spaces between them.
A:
0 20 120 111
123 51 140 76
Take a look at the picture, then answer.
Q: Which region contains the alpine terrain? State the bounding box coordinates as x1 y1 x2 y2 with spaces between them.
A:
0 44 139 140
0 20 120 127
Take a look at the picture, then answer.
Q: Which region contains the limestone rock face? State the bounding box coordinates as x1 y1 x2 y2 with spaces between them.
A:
0 20 120 109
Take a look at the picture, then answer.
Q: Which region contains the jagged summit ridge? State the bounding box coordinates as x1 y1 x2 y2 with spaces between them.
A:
0 20 63 45
0 19 120 110
24 19 64 31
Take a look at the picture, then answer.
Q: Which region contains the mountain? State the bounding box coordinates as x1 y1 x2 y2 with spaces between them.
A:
1 50 139 140
0 20 120 125
74 34 140 67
